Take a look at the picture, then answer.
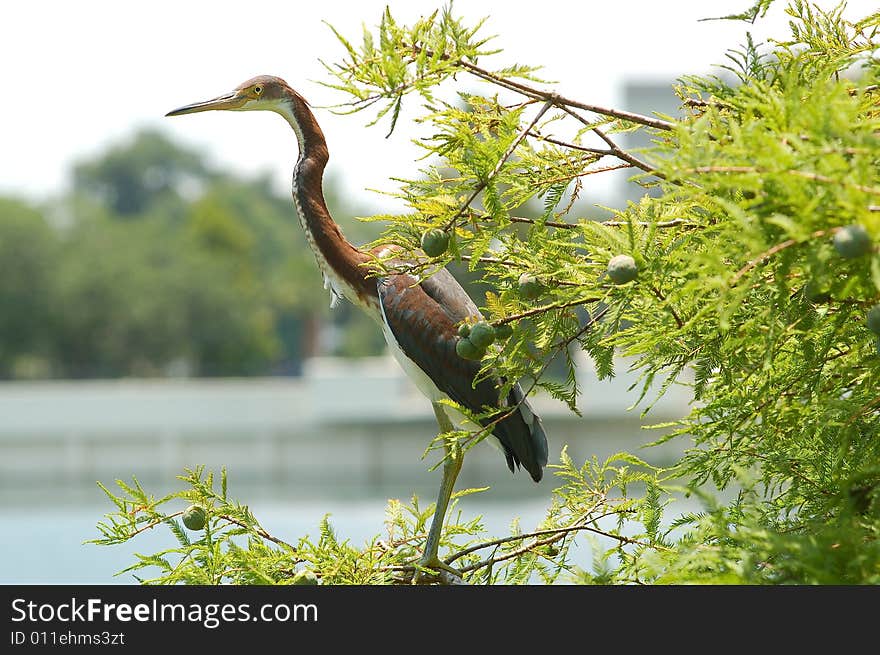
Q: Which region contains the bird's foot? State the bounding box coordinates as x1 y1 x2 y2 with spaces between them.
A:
412 556 465 585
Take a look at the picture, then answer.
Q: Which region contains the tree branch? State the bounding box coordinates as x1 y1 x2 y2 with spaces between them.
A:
528 130 615 158
218 515 297 551
456 59 675 131
506 214 578 230
453 512 662 575
468 212 693 231
557 105 662 176
593 126 664 178
494 296 602 326
541 162 633 185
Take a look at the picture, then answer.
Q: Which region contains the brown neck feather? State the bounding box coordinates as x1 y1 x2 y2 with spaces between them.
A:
281 88 375 304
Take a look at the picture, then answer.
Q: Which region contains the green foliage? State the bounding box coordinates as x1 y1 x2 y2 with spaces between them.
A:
92 454 672 585
92 468 302 585
95 2 880 583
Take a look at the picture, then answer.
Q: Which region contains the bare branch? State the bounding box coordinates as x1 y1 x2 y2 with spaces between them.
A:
601 218 691 228
454 514 661 575
555 105 662 176
593 126 663 178
456 59 675 131
507 215 578 230
528 130 615 157
542 162 633 185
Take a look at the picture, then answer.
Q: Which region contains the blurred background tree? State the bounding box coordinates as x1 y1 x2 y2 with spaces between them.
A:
0 129 389 380
0 198 57 378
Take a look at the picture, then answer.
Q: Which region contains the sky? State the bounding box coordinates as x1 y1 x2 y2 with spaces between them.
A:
3 0 875 210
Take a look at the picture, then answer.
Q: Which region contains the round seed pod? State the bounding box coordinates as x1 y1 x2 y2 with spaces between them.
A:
181 504 207 531
833 225 871 259
455 337 485 361
468 321 496 349
607 254 638 284
420 229 450 258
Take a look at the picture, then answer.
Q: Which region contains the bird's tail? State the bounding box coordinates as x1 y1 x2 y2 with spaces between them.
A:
492 384 549 483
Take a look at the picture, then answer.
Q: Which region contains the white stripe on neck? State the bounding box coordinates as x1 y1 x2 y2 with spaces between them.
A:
272 99 366 312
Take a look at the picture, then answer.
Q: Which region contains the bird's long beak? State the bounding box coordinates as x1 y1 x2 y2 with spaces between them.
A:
166 91 246 117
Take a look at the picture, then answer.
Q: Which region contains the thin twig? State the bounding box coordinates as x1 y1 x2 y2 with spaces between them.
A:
507 215 578 230
494 297 602 325
455 254 582 287
592 126 664 178
399 44 673 131
443 99 553 231
464 207 577 230
651 286 683 329
450 525 584 568
565 304 610 346
541 162 633 185
692 165 765 174
843 395 880 428
455 518 659 574
559 105 662 176
528 130 614 157
601 218 690 228
129 512 181 538
730 229 831 286
443 506 603 566
218 515 296 550
455 59 675 131
496 215 694 229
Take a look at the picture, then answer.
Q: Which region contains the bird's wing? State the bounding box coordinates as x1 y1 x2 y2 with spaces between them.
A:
377 269 547 481
377 270 488 411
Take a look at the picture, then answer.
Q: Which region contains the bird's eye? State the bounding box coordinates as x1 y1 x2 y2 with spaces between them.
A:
253 85 263 95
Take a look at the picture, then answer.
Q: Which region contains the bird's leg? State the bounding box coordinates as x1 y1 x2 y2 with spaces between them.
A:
413 402 465 584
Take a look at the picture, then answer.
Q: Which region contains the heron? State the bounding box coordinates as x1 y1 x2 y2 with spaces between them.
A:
167 75 548 582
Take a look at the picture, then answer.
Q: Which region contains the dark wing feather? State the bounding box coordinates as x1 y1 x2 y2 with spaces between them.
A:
377 270 548 482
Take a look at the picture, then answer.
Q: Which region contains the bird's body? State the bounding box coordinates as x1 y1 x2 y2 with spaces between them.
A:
168 75 548 580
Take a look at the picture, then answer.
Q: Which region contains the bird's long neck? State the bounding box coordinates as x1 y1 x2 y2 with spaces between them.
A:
275 89 376 308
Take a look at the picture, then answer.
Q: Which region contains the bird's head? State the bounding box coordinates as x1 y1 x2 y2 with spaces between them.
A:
166 75 292 117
